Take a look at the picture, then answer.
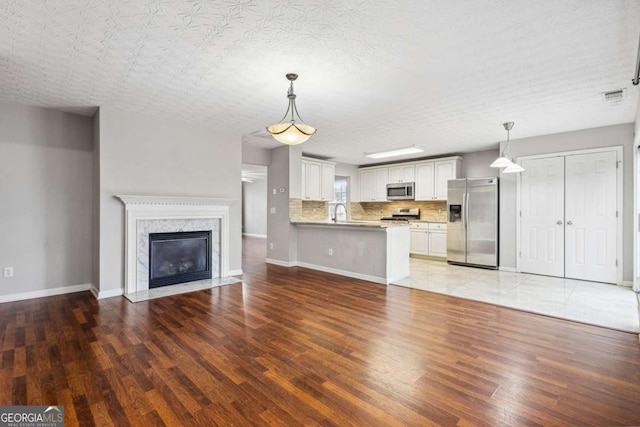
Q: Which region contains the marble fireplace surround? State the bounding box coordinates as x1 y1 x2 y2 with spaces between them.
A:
116 195 235 295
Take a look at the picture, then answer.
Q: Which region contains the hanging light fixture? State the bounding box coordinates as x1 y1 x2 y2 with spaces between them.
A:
267 73 316 145
490 122 525 173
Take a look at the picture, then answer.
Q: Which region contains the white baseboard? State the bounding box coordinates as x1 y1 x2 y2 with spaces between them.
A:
0 283 92 304
242 233 267 239
90 285 123 300
499 266 517 272
228 269 243 276
265 258 297 267
622 281 633 288
295 261 387 285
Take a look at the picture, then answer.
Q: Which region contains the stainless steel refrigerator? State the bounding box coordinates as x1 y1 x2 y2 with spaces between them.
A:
447 177 499 268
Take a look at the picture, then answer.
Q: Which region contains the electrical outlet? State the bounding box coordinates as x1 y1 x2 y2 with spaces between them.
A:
328 248 333 256
272 189 277 195
270 207 276 214
269 243 274 250
3 267 14 278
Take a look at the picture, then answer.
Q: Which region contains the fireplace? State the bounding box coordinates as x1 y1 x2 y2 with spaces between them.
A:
117 195 234 295
149 230 213 288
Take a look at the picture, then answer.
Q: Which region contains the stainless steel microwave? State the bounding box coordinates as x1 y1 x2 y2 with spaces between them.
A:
386 182 415 200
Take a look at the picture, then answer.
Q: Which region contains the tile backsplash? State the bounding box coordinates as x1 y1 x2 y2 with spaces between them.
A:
291 199 447 223
351 200 448 222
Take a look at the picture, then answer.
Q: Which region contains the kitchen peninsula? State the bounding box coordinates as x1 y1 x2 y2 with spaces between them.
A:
291 220 410 284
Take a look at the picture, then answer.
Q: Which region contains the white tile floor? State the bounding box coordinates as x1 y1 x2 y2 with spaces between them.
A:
392 258 640 333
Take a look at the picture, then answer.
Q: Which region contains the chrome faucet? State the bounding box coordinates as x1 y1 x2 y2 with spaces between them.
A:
333 203 348 222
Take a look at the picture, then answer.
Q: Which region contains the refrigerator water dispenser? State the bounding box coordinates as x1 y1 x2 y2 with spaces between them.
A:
449 205 462 222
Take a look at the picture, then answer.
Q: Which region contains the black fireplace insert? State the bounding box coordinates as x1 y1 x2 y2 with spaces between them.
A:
149 230 212 288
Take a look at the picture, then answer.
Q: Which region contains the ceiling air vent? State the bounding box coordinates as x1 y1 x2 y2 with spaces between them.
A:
602 88 626 102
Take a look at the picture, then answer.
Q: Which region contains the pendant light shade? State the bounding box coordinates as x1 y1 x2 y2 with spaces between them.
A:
502 162 525 173
489 156 513 168
490 122 525 173
267 73 316 145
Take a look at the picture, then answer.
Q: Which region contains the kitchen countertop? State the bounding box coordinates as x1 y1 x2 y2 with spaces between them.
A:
291 220 410 229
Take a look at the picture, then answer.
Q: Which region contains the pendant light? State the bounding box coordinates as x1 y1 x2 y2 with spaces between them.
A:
267 73 316 145
490 122 525 173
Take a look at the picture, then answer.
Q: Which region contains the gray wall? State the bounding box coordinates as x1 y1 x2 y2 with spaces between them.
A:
96 107 242 293
266 145 300 263
500 123 634 281
461 148 500 178
242 145 272 166
0 102 94 297
242 179 267 237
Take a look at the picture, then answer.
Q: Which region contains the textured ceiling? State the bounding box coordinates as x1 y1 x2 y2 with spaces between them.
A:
1 0 639 165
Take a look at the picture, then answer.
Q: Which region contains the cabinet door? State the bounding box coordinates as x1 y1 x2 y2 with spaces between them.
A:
373 168 389 201
428 231 447 257
389 165 416 183
388 166 403 184
401 165 415 182
321 163 335 201
410 230 428 254
434 160 457 200
415 162 435 200
306 161 322 200
360 170 374 201
301 160 308 200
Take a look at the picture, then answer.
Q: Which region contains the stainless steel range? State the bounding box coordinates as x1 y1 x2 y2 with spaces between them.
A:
380 208 420 223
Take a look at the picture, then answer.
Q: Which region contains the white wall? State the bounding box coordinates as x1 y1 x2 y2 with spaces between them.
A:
96 107 242 294
242 179 267 237
462 149 499 178
500 123 635 281
0 102 94 299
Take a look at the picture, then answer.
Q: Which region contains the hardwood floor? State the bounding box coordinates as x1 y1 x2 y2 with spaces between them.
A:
1 236 639 426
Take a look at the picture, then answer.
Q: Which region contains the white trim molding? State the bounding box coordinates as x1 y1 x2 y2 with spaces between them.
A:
90 286 124 300
265 258 297 267
243 233 267 239
499 266 517 273
116 195 237 295
0 283 92 304
296 261 388 285
228 269 243 276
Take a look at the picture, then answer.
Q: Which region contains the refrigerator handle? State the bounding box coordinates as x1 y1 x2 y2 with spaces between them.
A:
464 192 469 229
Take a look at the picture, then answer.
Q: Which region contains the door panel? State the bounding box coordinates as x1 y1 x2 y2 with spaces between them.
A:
466 178 498 267
565 151 617 283
520 157 565 277
446 179 466 263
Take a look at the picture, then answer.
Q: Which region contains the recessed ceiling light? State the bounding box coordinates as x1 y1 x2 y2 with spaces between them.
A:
365 146 424 159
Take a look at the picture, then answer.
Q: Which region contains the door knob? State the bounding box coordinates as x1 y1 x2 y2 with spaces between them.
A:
567 220 573 225
556 220 563 225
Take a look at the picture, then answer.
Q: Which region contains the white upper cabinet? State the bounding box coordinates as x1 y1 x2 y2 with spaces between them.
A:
359 156 461 202
321 163 335 201
359 167 389 202
415 162 435 200
302 158 336 201
415 157 461 200
388 164 415 183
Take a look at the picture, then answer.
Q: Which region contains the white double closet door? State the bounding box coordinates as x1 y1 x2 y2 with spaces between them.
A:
520 150 618 284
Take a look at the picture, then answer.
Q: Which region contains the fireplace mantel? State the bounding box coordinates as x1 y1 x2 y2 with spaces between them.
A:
116 195 236 207
116 195 236 295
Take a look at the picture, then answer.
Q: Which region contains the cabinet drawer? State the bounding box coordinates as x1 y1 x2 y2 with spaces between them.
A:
428 223 447 231
409 222 429 230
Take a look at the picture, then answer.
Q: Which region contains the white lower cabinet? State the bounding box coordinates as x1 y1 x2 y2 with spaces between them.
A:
410 223 447 258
